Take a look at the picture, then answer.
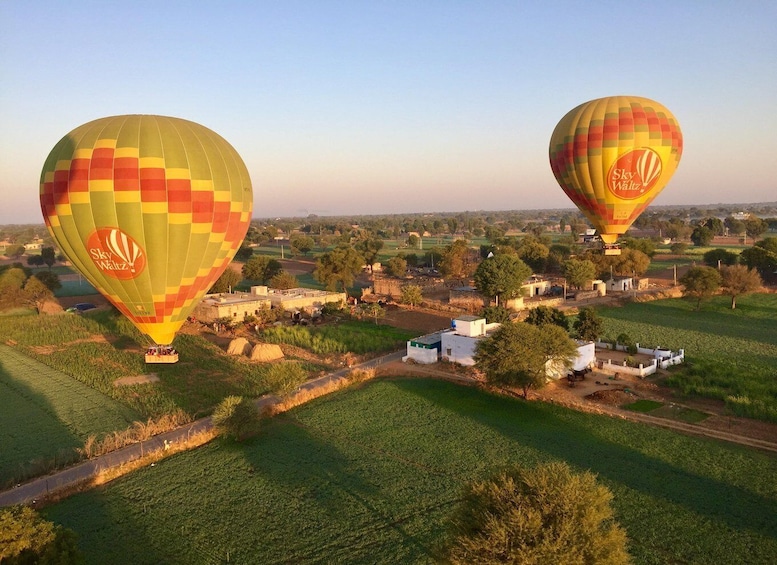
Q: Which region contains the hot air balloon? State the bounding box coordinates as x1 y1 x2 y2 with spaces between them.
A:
549 96 682 254
40 115 253 362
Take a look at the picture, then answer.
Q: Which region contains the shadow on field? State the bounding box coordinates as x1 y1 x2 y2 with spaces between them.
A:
0 351 82 487
391 378 777 543
242 414 437 561
43 488 166 565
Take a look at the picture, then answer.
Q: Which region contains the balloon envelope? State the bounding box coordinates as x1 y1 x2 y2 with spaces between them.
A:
40 115 253 345
549 96 682 244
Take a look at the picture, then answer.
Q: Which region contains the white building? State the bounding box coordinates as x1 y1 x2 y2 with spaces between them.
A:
440 315 501 366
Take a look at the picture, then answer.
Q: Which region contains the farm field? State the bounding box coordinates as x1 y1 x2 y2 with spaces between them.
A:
0 344 139 487
596 293 777 421
43 378 777 564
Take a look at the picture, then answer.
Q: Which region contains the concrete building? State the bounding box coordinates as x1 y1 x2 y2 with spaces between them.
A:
440 315 500 366
192 291 272 323
251 286 347 313
404 332 444 364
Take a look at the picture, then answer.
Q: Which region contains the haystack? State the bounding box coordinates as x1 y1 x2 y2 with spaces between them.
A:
251 343 284 362
227 337 251 356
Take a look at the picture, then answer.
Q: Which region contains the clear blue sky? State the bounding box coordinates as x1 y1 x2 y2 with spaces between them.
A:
1 0 775 224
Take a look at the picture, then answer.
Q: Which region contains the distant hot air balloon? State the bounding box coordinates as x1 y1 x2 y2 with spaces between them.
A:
40 115 253 358
549 96 682 253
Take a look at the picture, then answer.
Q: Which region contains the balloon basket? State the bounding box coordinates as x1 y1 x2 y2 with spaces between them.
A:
145 345 179 364
602 243 622 256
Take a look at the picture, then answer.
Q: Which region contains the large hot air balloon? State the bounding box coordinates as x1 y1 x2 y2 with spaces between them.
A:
40 115 253 360
549 96 682 254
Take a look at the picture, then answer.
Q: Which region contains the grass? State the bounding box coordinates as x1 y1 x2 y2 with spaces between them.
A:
0 344 139 487
595 293 777 421
42 378 777 565
0 311 290 419
624 399 664 413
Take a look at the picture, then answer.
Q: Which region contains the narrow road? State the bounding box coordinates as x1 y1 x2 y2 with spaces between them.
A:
0 350 405 508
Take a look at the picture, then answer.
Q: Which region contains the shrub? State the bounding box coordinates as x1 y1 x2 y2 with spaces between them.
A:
0 505 82 564
212 396 260 441
263 362 308 398
444 461 630 564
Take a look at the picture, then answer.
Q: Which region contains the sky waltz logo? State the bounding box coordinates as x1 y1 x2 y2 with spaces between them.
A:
607 148 663 200
86 227 146 280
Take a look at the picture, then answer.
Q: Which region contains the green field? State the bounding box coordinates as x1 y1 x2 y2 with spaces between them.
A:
596 293 777 421
43 379 777 564
0 344 139 487
260 321 416 355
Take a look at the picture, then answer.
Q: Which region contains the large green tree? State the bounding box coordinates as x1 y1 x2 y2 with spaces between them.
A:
354 237 384 271
444 461 630 565
209 267 243 293
564 258 596 290
740 237 777 282
525 305 569 332
474 321 577 398
313 244 364 292
242 256 282 283
473 255 532 305
573 307 603 342
679 266 722 310
289 234 315 256
439 239 474 279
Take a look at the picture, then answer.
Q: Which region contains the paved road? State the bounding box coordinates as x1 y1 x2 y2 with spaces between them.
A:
0 349 405 507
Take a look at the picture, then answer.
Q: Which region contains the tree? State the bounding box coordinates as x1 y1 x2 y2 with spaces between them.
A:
27 254 45 267
5 244 25 259
242 256 282 283
702 248 737 268
516 238 550 273
313 244 364 292
0 505 82 564
406 234 420 248
740 237 777 281
690 226 713 247
289 234 315 256
209 267 242 293
439 239 474 279
564 258 596 290
525 305 569 332
32 271 61 292
724 216 745 237
20 276 54 313
234 242 254 262
444 461 629 565
720 264 762 309
211 396 260 441
384 255 407 277
621 237 656 258
473 255 532 305
269 270 298 290
573 307 603 342
700 216 725 236
357 302 385 325
474 322 577 398
480 305 511 324
400 284 423 308
679 266 722 310
354 237 384 271
745 216 768 240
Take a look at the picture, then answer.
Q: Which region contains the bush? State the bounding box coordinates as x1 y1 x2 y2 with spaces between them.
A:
0 505 82 564
444 461 629 564
212 396 260 441
263 362 308 398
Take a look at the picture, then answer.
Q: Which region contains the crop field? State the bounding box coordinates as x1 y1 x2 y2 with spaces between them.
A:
43 378 777 564
595 293 777 421
0 344 139 487
261 320 417 355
